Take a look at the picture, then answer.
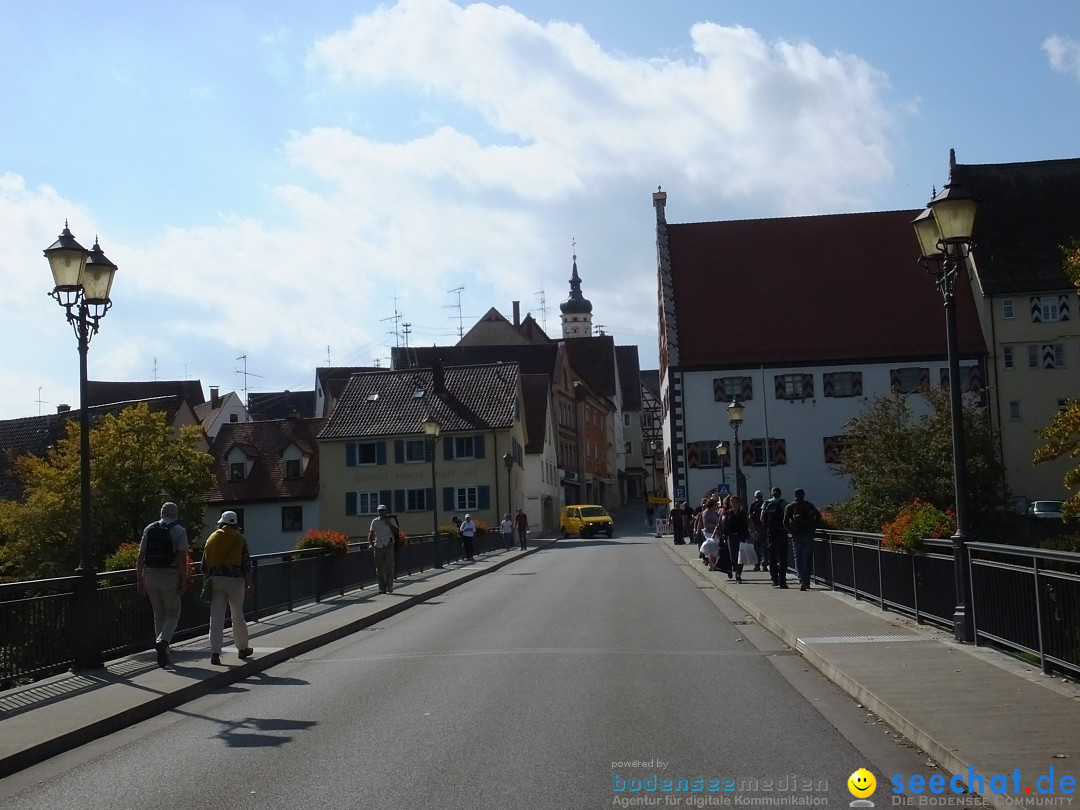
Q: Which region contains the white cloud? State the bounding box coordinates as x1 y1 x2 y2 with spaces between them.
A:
1045 35 1080 80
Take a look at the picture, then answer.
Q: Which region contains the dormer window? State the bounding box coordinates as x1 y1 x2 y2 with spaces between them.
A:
285 459 302 479
413 389 426 399
230 462 246 481
366 393 379 402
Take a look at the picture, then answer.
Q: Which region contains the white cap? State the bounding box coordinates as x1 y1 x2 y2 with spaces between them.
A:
377 504 387 511
219 510 238 525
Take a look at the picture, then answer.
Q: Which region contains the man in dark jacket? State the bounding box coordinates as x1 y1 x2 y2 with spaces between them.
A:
760 487 789 588
784 488 822 591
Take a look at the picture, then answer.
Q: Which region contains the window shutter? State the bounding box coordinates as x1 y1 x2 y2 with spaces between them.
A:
394 440 405 464
345 492 357 516
474 435 486 459
394 489 406 513
771 438 787 466
741 440 754 467
346 443 356 467
380 489 392 510
426 487 434 510
686 442 700 469
376 441 387 465
444 436 454 460
478 485 490 510
444 487 455 511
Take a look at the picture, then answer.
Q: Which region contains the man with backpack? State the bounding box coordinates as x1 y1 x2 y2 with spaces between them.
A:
136 502 190 667
760 487 789 589
748 490 766 571
784 488 822 591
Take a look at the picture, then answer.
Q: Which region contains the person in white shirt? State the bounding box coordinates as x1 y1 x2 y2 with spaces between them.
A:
459 514 477 561
499 514 514 550
368 505 398 593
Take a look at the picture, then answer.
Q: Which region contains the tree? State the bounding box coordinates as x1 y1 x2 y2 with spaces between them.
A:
1032 240 1080 519
0 404 213 580
834 387 1007 532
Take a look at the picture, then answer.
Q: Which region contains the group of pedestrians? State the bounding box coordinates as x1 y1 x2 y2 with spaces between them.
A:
136 503 253 669
670 487 821 591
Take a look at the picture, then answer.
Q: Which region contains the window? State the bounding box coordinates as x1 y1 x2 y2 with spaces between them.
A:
400 439 426 463
643 412 654 429
891 367 929 393
823 436 845 464
1031 296 1061 323
1003 347 1014 370
713 376 751 402
229 462 245 481
623 413 631 428
405 489 431 511
455 486 479 511
1029 344 1066 369
357 442 379 464
693 440 727 467
823 371 862 398
939 366 983 392
776 374 811 400
346 491 382 516
1002 298 1014 319
749 438 768 466
746 438 786 466
281 505 303 532
454 436 476 459
347 441 387 466
229 413 239 423
1009 401 1021 420
624 441 632 455
1059 399 1071 413
285 458 302 479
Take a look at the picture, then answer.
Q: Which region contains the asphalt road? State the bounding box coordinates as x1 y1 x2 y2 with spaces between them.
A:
0 523 937 809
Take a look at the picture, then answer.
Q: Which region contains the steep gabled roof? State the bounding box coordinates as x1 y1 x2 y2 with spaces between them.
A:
249 391 316 420
951 157 1080 295
319 363 520 440
206 417 327 503
563 335 618 398
457 308 532 346
316 367 381 403
615 346 642 410
640 369 661 400
667 209 985 368
520 373 550 453
87 380 205 408
517 314 553 344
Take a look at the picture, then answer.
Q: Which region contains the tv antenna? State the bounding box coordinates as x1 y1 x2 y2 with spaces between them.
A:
535 273 549 333
36 387 49 416
235 354 264 406
445 286 467 338
381 297 404 347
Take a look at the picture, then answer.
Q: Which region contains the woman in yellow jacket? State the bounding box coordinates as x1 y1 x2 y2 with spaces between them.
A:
202 511 254 665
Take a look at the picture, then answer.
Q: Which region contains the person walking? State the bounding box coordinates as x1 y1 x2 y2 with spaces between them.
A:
500 513 514 550
459 513 477 561
515 507 529 550
699 497 724 571
761 487 789 588
748 490 766 572
136 502 189 668
369 505 398 593
784 488 822 591
670 501 685 545
202 511 254 665
722 495 750 583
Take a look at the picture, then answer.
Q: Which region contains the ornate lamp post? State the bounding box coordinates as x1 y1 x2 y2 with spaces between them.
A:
502 451 514 516
727 398 747 504
44 222 118 670
716 442 729 491
912 177 978 643
421 414 442 569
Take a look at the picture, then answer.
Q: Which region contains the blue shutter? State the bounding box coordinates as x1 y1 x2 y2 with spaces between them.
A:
444 436 454 460
444 487 455 511
394 489 406 513
346 443 356 467
345 492 357 516
426 487 434 510
474 435 485 459
478 485 490 510
376 441 387 465
394 440 404 463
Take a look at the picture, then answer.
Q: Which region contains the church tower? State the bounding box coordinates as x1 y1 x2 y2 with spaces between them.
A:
559 249 593 338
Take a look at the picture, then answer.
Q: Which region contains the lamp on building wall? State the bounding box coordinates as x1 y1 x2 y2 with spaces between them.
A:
421 414 443 569
44 222 118 670
727 398 747 504
716 441 729 490
912 177 978 643
503 451 514 516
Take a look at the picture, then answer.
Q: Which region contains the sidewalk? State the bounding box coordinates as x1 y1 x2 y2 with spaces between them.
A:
2 533 1078 803
664 539 1080 803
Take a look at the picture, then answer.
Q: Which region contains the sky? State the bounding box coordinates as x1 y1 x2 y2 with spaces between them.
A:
0 0 1077 420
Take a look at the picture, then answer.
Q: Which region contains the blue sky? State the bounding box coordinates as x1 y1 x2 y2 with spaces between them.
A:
0 0 1077 419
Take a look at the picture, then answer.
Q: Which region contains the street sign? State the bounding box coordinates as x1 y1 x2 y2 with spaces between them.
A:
674 486 686 499
717 483 731 496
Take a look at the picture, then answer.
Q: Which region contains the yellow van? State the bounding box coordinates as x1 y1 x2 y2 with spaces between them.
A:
560 504 614 538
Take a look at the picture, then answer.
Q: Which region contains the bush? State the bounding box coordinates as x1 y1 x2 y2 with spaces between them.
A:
881 499 956 553
105 542 140 571
295 529 349 556
818 509 840 530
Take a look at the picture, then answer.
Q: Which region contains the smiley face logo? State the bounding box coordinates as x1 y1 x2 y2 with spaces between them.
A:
848 768 877 798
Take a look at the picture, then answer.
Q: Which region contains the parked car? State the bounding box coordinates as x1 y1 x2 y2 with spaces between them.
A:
1028 500 1065 520
560 504 614 538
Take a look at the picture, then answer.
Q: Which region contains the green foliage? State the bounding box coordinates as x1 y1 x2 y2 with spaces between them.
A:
881 499 956 553
104 542 140 571
1034 399 1080 520
834 387 1007 532
295 529 349 556
0 403 213 580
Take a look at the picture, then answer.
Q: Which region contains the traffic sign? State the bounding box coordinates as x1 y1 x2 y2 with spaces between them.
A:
674 486 686 499
717 483 731 496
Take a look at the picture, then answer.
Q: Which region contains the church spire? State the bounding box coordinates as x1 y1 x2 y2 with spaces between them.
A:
560 239 593 338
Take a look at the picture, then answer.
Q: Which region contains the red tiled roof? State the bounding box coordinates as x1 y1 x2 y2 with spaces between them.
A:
667 210 986 368
206 417 327 503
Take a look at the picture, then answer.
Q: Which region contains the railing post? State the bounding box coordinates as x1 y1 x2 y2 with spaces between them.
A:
877 538 885 610
911 552 920 624
251 558 261 621
1033 554 1048 674
285 552 294 612
851 538 859 601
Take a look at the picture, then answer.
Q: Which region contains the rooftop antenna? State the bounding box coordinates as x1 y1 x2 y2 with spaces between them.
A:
153 357 158 382
593 324 607 336
235 354 264 407
381 297 404 347
180 362 191 380
402 322 412 349
535 272 549 333
327 345 332 367
36 386 49 416
446 286 466 338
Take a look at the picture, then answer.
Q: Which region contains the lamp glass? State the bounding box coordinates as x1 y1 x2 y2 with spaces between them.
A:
44 227 89 291
503 451 514 470
716 442 728 458
727 400 744 424
928 186 977 243
421 416 441 438
912 208 943 258
81 243 118 304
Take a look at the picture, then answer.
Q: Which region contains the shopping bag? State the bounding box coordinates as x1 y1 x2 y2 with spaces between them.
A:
738 541 759 567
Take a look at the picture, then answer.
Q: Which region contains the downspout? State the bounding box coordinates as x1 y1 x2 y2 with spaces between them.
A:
761 366 773 489
988 296 1007 496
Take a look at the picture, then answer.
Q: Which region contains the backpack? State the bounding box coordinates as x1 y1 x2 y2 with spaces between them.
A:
144 520 177 568
762 499 785 529
748 500 764 527
788 501 818 534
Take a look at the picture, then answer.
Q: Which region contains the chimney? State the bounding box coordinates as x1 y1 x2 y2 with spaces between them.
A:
512 300 520 327
432 359 445 394
57 404 71 413
210 386 220 409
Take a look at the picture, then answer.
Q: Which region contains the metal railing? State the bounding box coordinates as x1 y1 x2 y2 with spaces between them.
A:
809 531 1080 678
0 530 509 689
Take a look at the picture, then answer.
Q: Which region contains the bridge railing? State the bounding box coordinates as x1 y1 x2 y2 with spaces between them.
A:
0 530 508 689
810 531 1080 678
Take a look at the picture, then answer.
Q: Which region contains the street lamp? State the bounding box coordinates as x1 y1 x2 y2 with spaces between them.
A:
727 398 747 504
716 442 729 490
44 222 118 670
421 414 442 568
503 451 514 516
912 175 978 643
